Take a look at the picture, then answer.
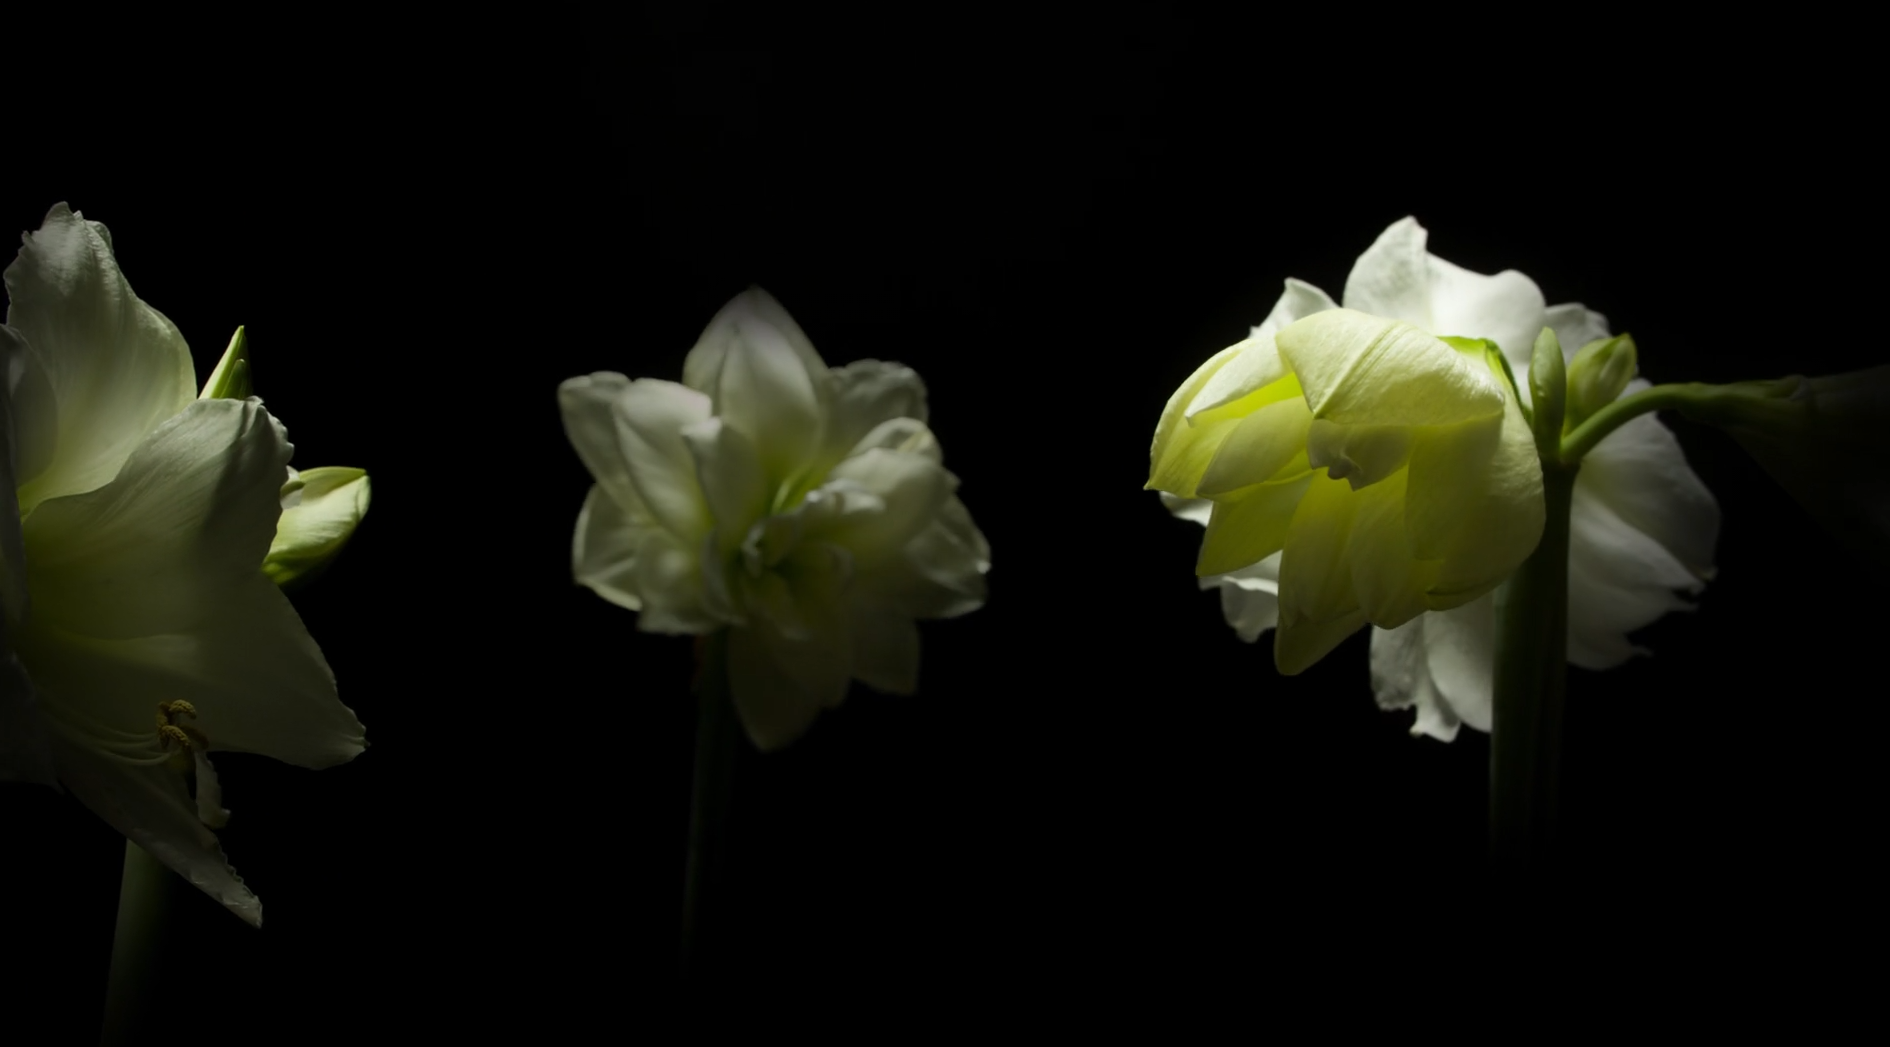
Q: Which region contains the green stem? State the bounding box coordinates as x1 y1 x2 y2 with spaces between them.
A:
1560 378 1799 463
101 841 187 1046
1490 461 1577 867
681 629 738 982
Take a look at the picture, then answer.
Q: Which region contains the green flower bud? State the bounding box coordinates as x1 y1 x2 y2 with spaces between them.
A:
1564 334 1637 432
199 326 251 400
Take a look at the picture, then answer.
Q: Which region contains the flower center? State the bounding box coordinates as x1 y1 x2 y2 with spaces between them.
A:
41 696 230 829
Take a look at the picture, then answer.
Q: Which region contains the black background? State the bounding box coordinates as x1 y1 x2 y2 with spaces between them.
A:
6 10 1884 1037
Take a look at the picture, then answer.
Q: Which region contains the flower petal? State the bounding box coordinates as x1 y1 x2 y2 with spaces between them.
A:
1367 598 1498 743
1197 475 1310 577
1411 384 1544 607
264 466 371 587
630 528 721 634
817 360 928 474
1577 406 1719 580
22 399 291 640
0 650 57 785
1276 309 1506 428
1340 216 1430 323
559 372 647 517
1204 553 1281 643
1423 255 1547 368
611 379 714 543
572 484 644 611
48 733 262 925
1277 471 1362 626
1197 394 1313 497
681 289 826 486
822 447 956 568
5 204 195 510
1275 607 1367 677
1565 484 1704 669
1185 277 1335 422
1149 344 1242 496
728 552 854 751
855 496 990 620
1160 492 1213 526
849 605 920 695
680 417 770 557
0 324 29 621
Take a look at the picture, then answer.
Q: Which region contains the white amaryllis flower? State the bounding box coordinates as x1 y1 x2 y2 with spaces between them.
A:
1167 217 1718 740
560 288 989 751
0 204 366 925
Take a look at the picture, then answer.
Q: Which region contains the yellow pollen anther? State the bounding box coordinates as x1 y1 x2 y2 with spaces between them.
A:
158 724 194 750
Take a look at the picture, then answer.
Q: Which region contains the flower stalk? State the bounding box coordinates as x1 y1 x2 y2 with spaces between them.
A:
682 630 738 981
101 841 191 1046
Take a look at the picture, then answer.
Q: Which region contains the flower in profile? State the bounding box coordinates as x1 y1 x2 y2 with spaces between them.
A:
0 204 366 925
560 288 989 750
1163 218 1718 739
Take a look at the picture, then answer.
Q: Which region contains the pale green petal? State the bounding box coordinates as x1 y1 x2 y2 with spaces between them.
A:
1305 418 1412 491
559 372 646 516
611 379 713 543
681 289 825 485
849 417 941 462
1340 216 1430 324
1276 471 1361 626
1423 255 1548 367
1197 475 1310 576
1404 417 1502 561
49 733 261 926
1578 406 1719 580
1197 395 1313 497
1275 608 1367 677
680 417 770 557
1344 471 1433 629
6 204 195 510
856 496 989 620
682 287 830 402
849 606 920 695
1149 344 1241 495
816 360 928 474
265 467 370 587
1565 486 1703 669
823 448 956 567
1414 386 1545 608
728 553 853 751
630 528 720 634
572 484 643 611
1276 309 1505 428
1186 335 1290 422
19 573 364 769
22 399 290 640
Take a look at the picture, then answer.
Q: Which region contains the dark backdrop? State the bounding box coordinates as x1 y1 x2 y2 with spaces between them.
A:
7 10 1883 1037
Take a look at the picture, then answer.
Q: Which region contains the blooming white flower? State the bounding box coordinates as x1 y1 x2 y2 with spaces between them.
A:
1167 217 1718 739
0 204 366 925
560 288 989 751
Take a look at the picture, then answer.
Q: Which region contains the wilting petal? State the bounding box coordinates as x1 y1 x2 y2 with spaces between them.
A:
1578 407 1719 580
50 734 262 925
5 204 195 509
1423 255 1547 367
23 399 290 640
1276 309 1506 428
265 467 371 587
612 379 713 543
572 484 644 611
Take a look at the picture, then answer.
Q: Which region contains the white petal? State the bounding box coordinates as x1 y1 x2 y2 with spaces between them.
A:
264 466 370 587
611 379 714 542
817 360 928 474
19 572 364 769
1340 217 1431 324
680 417 770 556
630 528 721 634
48 733 261 926
856 496 990 620
1419 597 1495 734
1544 303 1612 362
1578 408 1719 579
559 372 646 517
1160 492 1214 526
22 399 290 639
1368 619 1461 742
728 592 852 752
682 289 826 486
1206 553 1281 643
572 484 644 611
1565 485 1703 669
1423 255 1548 369
5 204 195 509
822 448 956 567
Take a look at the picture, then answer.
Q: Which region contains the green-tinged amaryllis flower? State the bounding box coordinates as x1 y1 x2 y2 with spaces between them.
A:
0 204 366 925
1164 217 1719 739
1149 270 1545 674
560 288 990 750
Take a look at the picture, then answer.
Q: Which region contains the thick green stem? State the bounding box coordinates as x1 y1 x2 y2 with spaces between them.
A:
1490 462 1577 867
681 630 738 981
1560 378 1800 462
101 841 188 1046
